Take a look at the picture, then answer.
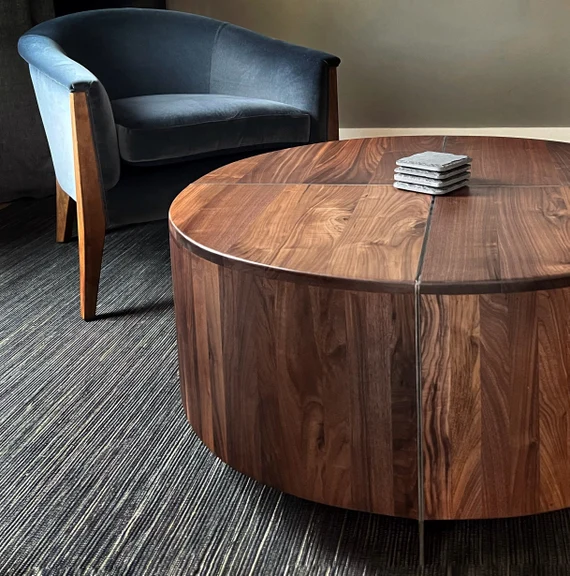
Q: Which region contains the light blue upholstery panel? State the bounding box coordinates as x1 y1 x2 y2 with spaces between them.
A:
28 65 76 197
19 35 120 196
111 94 310 165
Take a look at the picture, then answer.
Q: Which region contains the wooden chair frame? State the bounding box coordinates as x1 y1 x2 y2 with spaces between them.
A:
56 91 105 321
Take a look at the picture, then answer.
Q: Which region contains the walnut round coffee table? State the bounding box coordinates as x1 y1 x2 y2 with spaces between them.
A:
169 136 570 524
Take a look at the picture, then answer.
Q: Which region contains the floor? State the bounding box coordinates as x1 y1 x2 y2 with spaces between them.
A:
1 198 569 575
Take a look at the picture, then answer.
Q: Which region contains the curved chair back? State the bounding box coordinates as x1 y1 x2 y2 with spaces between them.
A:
22 9 222 99
18 9 225 196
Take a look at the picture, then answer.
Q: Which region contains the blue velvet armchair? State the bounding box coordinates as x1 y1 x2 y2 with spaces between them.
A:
18 8 340 320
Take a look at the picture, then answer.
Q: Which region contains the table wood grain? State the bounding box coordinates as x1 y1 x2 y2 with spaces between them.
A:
170 136 570 520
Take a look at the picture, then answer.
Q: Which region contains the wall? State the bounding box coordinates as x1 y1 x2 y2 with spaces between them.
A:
168 0 570 130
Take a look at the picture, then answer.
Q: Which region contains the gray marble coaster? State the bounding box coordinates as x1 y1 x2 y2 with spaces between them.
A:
394 164 471 180
393 179 469 195
396 151 472 172
394 172 470 188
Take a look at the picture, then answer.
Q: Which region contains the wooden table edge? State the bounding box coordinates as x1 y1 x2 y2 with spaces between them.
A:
169 218 570 296
168 219 417 294
419 275 570 295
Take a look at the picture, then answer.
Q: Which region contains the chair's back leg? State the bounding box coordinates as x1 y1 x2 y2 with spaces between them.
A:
327 67 339 141
55 181 76 243
70 91 106 321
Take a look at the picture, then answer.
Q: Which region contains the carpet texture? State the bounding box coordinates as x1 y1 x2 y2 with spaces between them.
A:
1 199 570 575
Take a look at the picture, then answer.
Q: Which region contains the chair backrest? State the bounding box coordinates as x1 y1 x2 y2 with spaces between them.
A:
25 9 224 99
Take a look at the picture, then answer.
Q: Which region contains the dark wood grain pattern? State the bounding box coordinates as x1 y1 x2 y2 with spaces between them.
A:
444 136 570 186
421 186 570 293
169 239 418 518
421 293 483 520
170 184 431 292
198 137 444 185
70 91 106 321
170 136 570 521
421 288 570 520
346 290 418 517
55 180 76 243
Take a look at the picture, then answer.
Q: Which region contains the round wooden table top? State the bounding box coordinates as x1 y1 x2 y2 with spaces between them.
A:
169 136 570 295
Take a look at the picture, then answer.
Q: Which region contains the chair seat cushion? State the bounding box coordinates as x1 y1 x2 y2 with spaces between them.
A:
111 94 311 165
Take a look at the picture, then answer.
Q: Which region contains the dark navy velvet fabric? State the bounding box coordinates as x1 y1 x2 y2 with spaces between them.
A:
212 24 339 144
22 9 221 99
112 94 310 164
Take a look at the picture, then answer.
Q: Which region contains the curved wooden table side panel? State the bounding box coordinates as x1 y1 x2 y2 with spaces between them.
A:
421 288 570 520
170 136 570 521
170 232 419 518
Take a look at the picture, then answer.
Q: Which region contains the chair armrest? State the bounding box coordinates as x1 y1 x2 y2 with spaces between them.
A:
17 34 120 197
210 24 340 143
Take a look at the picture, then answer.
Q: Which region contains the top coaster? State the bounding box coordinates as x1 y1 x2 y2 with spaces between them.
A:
396 151 472 172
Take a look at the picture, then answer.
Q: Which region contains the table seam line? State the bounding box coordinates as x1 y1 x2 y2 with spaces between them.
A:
414 194 434 545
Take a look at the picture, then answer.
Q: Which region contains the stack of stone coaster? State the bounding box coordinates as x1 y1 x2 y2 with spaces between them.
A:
394 151 471 195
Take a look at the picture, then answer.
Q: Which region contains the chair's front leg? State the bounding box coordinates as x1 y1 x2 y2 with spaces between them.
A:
70 91 106 321
55 180 76 243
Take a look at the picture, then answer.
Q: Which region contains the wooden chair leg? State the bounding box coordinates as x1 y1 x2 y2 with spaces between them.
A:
56 181 76 243
71 91 106 321
327 67 339 141
77 206 105 321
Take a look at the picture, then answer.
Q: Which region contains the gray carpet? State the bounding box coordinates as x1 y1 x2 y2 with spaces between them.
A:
1 199 570 576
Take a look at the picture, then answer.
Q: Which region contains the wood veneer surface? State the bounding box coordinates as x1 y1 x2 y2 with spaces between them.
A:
170 243 418 518
170 136 570 520
421 288 570 519
172 137 570 293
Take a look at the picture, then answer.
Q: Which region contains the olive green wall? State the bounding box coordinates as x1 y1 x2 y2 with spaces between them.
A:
168 0 570 129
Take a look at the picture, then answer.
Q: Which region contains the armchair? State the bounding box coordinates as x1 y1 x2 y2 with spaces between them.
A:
18 8 340 320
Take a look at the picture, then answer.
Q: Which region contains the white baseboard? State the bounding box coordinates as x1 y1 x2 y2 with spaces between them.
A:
339 127 570 142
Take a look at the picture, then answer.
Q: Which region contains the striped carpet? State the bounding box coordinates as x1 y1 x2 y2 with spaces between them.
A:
1 198 570 576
